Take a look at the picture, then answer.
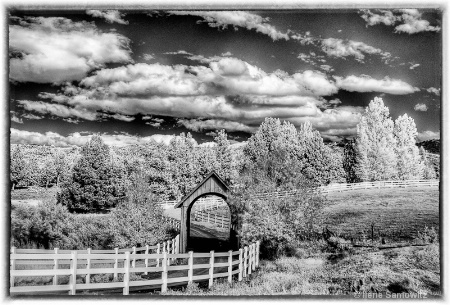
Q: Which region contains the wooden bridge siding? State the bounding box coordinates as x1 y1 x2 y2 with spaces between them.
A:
180 175 228 253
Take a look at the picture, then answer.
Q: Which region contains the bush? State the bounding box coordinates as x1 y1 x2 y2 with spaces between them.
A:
416 226 438 244
11 200 73 249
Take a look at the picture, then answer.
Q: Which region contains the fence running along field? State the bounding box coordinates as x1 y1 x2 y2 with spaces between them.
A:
10 236 260 295
157 180 439 209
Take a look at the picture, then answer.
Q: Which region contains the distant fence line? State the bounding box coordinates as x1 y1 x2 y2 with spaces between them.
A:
157 179 440 209
10 236 260 295
193 210 231 230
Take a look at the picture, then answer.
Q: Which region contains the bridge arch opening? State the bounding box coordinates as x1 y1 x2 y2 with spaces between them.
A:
187 194 232 252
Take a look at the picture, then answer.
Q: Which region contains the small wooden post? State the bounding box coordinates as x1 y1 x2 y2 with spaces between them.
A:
144 245 149 275
161 252 168 293
53 248 59 285
188 251 193 283
171 238 175 264
114 248 119 281
132 246 136 268
228 250 232 284
69 251 77 295
156 244 161 267
256 241 260 267
86 248 91 284
243 246 248 278
238 248 243 281
252 243 256 271
10 247 16 287
248 244 252 275
123 251 130 295
209 250 214 288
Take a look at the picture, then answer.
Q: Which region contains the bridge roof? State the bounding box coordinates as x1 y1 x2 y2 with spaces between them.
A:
174 171 229 208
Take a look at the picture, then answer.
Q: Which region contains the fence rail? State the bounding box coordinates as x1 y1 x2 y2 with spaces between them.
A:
193 210 231 229
156 179 439 209
10 238 260 295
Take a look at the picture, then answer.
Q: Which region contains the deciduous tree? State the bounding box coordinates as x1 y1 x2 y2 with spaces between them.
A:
355 97 398 181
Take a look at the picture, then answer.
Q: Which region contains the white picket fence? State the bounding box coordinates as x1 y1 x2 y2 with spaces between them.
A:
10 237 260 295
193 210 231 229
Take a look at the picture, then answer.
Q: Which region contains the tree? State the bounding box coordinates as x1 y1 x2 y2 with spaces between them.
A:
342 138 360 183
108 172 175 248
58 135 125 213
297 121 345 185
231 150 326 259
419 147 437 179
393 114 424 180
213 130 236 185
10 145 27 190
355 97 398 181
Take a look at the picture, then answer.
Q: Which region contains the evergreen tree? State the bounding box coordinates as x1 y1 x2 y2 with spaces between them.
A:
58 135 125 213
297 121 345 185
394 114 424 180
343 138 360 183
355 97 398 181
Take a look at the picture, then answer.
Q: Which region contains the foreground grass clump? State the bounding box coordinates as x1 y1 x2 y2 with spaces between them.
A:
163 244 440 296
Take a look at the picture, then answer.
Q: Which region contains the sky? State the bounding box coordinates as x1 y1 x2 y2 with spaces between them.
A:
8 8 442 147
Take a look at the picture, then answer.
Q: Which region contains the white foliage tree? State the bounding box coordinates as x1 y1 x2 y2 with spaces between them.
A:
393 114 424 180
355 97 398 181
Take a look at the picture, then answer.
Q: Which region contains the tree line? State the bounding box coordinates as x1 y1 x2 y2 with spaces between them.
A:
10 97 438 214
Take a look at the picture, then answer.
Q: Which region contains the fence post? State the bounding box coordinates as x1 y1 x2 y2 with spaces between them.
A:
69 251 77 295
188 251 193 283
248 244 252 275
209 250 214 288
114 248 119 281
144 245 149 275
157 244 161 267
171 238 175 264
252 244 256 271
123 251 130 295
161 252 168 293
243 246 248 278
10 247 16 288
238 248 243 282
52 248 59 285
256 241 260 267
228 250 232 284
132 246 136 268
86 248 91 284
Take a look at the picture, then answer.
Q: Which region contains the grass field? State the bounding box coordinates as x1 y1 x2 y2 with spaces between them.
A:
321 187 439 242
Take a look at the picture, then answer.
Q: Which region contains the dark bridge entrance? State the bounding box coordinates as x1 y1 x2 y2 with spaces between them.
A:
174 171 239 253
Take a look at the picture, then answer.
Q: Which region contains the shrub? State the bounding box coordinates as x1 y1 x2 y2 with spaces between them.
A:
416 226 438 244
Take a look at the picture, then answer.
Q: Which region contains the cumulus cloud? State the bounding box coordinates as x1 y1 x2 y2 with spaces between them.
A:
9 16 132 83
417 130 440 142
178 119 256 133
86 10 128 24
68 59 338 98
320 38 391 63
414 103 428 111
18 100 98 121
168 11 289 41
427 87 440 96
11 112 23 124
10 128 198 147
334 75 419 95
360 9 440 34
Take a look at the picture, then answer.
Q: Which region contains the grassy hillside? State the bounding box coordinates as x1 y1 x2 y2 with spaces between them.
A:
321 187 439 242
